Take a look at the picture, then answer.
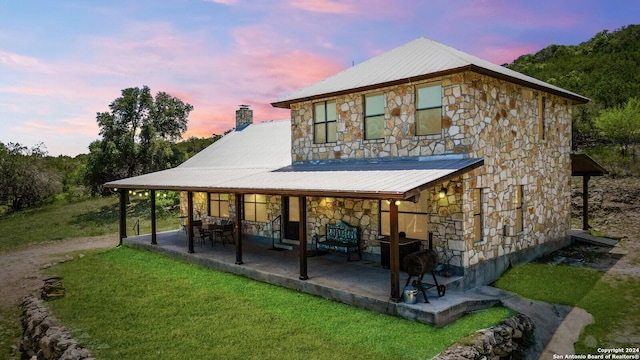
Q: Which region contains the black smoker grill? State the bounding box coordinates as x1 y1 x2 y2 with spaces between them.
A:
402 235 446 303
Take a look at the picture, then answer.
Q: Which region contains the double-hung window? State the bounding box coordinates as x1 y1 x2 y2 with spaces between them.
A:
209 193 229 218
364 93 385 140
416 84 442 136
244 194 267 223
314 101 337 143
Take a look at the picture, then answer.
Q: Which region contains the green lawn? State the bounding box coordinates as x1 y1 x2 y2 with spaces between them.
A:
46 247 513 360
0 195 180 252
494 262 640 353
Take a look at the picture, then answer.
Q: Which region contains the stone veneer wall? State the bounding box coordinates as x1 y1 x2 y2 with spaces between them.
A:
180 193 382 248
289 70 573 283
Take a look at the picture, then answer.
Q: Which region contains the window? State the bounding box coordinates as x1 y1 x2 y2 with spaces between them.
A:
538 96 546 141
473 189 483 242
381 191 429 240
515 185 523 233
244 194 267 222
314 101 337 143
209 193 229 218
416 84 442 136
364 93 385 140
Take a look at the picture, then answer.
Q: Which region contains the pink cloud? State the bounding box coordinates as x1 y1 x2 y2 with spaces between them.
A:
287 0 355 14
0 51 55 74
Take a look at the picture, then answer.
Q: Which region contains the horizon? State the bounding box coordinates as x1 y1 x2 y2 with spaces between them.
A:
1 0 637 156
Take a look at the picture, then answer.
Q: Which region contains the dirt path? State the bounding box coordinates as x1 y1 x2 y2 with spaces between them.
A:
0 235 120 357
0 235 119 308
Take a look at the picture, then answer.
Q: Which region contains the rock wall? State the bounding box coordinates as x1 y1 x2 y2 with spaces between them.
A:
20 296 94 360
434 314 534 359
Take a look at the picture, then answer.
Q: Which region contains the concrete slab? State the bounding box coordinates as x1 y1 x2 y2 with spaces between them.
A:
571 229 619 247
123 230 500 327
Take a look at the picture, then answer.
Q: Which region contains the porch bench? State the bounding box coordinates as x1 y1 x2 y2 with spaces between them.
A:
317 221 362 262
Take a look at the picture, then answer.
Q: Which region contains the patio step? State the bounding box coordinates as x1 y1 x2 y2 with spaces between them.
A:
271 238 298 250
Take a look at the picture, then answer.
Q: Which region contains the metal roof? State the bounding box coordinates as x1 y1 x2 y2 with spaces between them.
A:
272 37 589 108
571 154 609 176
106 150 483 200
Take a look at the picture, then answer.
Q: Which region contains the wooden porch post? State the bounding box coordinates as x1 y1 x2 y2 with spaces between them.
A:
235 193 244 265
389 200 400 301
187 191 194 253
118 189 127 246
299 196 308 280
150 190 157 245
582 175 590 230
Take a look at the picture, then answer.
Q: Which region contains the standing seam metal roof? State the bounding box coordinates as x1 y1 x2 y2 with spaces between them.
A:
271 37 589 108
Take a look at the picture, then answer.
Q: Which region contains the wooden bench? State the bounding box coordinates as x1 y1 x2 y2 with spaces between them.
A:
317 221 361 261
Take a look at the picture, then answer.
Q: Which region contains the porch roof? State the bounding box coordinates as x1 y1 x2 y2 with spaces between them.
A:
105 157 483 200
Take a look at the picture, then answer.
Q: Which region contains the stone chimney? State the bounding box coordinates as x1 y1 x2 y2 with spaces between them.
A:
235 105 253 130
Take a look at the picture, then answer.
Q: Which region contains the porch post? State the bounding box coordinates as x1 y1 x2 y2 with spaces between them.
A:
582 175 590 230
187 191 194 253
235 193 244 265
389 200 401 301
150 190 157 245
299 196 308 280
118 189 127 246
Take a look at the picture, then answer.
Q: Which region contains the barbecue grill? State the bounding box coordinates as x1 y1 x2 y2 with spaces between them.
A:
402 235 446 303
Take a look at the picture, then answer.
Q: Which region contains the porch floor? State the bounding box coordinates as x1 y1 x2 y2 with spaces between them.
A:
123 230 501 327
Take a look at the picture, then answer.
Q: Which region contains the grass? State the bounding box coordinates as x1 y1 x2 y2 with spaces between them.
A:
0 196 180 252
46 247 513 360
493 262 640 353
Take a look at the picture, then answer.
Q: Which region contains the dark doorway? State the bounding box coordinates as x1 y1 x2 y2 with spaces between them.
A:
283 196 300 240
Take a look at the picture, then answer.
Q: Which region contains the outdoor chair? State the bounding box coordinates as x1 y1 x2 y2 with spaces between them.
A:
221 222 235 245
192 220 206 245
208 223 224 247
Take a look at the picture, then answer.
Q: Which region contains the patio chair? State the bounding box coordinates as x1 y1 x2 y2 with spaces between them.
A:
208 223 224 247
221 222 235 245
192 220 206 245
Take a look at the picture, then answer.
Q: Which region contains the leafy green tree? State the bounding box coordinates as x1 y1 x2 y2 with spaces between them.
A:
594 97 640 157
0 142 62 212
85 86 193 194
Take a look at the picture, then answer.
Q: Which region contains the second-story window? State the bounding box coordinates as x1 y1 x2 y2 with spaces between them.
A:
364 93 385 140
314 101 337 143
416 84 442 136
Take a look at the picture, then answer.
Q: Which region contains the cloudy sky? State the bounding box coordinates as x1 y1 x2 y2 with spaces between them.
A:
1 0 637 156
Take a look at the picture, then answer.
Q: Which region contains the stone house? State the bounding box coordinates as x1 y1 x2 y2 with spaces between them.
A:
107 37 590 299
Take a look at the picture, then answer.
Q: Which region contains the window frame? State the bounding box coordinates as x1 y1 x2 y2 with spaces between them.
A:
415 83 443 136
472 188 483 242
515 185 523 233
380 192 430 240
364 93 385 140
208 193 230 218
538 96 546 141
244 194 267 223
313 100 337 144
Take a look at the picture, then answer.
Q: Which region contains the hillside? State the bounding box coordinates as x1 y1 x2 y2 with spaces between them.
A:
506 24 640 149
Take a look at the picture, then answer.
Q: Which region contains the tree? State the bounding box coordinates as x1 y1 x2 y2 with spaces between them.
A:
85 86 193 194
0 142 62 212
594 97 640 157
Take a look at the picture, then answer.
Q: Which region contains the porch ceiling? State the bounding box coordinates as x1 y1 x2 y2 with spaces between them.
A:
105 157 483 200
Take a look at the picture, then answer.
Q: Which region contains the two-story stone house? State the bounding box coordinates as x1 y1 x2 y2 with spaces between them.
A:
107 37 589 299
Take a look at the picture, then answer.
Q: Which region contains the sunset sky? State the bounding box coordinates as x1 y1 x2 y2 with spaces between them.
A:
1 0 637 156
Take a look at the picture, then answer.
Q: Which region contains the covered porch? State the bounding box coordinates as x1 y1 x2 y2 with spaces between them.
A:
123 229 501 327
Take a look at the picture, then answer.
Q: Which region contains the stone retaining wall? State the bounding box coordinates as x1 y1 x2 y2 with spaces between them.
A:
434 313 534 359
20 296 94 360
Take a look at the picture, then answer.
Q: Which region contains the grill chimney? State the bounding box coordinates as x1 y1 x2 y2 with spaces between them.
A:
235 105 253 131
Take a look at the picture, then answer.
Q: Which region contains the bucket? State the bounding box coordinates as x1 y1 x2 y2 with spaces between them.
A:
403 286 418 304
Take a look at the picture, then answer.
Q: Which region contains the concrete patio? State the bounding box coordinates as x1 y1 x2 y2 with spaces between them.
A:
123 230 502 327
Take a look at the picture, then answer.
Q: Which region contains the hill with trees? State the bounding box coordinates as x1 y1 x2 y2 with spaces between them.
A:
506 24 640 151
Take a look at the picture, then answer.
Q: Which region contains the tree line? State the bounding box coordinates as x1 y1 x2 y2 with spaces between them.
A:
1 86 218 213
